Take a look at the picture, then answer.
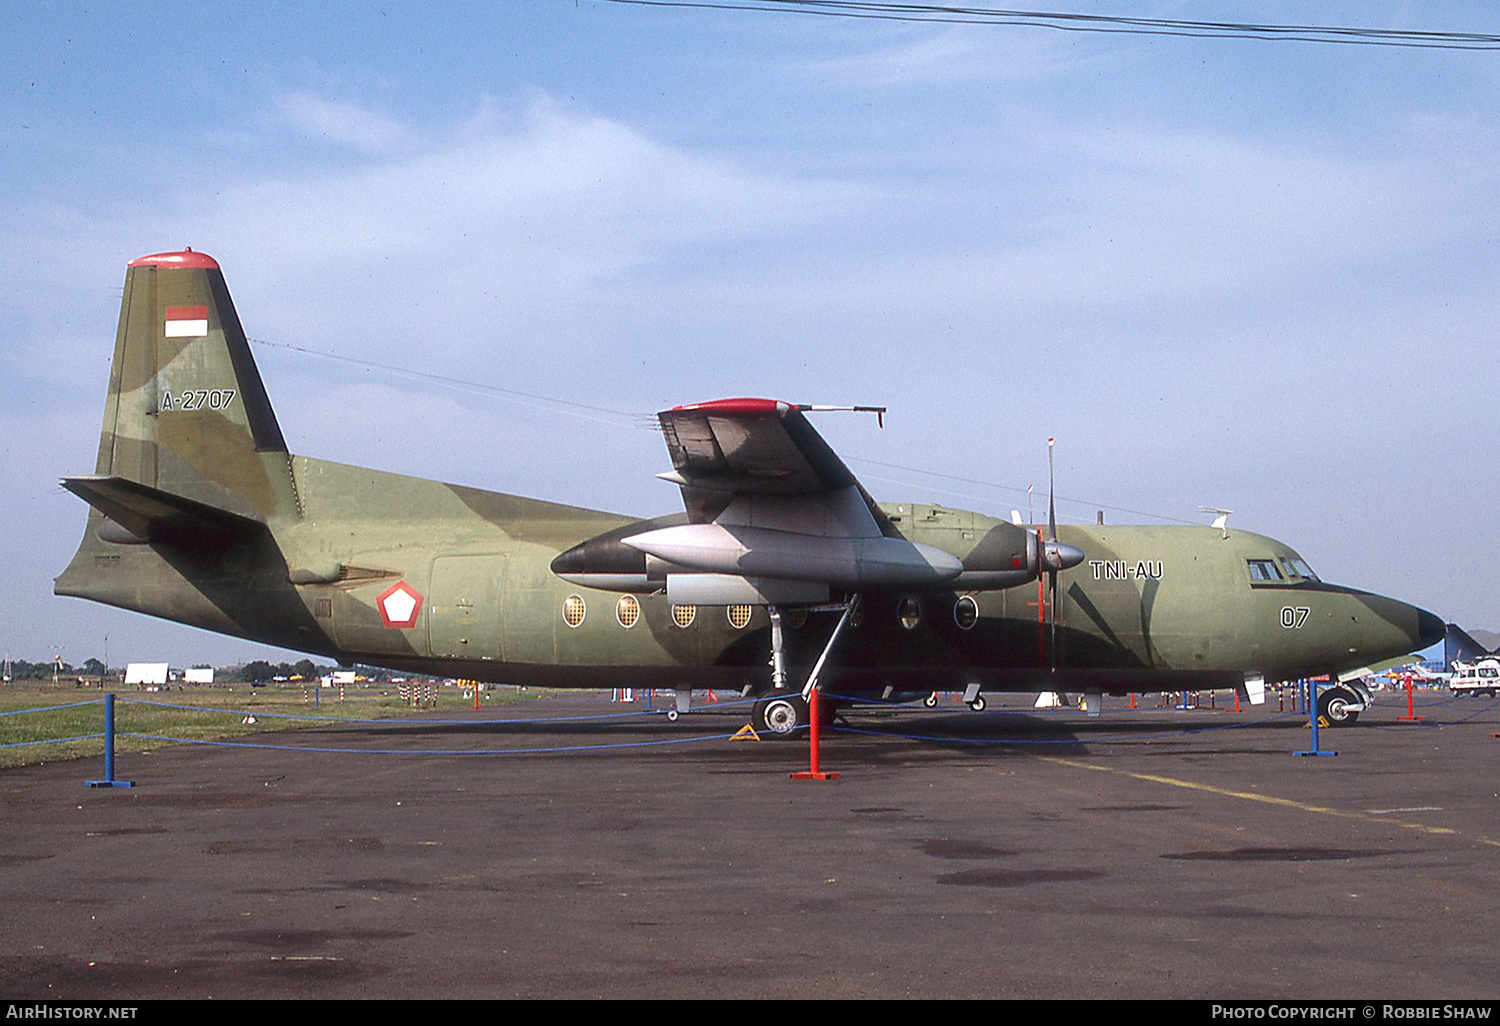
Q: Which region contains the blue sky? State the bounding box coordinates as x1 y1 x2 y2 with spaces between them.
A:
2 2 1497 667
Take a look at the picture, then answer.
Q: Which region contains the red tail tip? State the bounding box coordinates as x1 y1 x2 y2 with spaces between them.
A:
128 249 220 270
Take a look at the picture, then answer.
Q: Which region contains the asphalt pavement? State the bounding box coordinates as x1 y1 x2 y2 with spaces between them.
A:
1 689 1496 999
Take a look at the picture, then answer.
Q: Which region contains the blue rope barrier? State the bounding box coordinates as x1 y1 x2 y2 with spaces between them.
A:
119 730 749 757
116 692 762 726
1 684 1479 769
0 699 104 717
0 733 106 750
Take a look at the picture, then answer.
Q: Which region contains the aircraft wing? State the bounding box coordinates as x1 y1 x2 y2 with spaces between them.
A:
623 398 963 601
659 398 859 496
656 398 889 527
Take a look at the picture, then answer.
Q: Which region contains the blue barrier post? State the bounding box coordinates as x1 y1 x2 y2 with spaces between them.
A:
1295 678 1336 758
85 693 134 787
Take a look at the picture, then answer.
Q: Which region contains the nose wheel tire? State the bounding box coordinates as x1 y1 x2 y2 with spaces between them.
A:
1317 688 1361 726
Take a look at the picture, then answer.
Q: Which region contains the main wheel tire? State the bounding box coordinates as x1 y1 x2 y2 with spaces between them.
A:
753 693 809 738
1318 688 1361 726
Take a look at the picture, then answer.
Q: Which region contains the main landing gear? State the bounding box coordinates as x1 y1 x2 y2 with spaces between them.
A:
749 599 859 739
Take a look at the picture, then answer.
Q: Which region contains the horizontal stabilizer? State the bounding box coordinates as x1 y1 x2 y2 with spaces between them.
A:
61 474 265 546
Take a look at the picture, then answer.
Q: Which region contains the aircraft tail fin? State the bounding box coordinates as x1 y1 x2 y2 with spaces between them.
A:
91 250 299 523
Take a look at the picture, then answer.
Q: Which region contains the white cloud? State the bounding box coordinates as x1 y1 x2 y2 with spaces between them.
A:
169 95 871 382
269 92 410 155
785 22 1104 86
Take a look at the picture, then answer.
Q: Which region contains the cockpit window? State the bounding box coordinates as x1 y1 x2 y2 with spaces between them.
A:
1279 557 1319 581
1246 559 1283 582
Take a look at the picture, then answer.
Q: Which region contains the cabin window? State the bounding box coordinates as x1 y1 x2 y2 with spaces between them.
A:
727 605 753 629
1279 557 1319 581
616 595 639 629
1246 559 1283 582
783 608 807 630
954 595 979 631
898 596 922 630
672 604 697 629
563 594 586 628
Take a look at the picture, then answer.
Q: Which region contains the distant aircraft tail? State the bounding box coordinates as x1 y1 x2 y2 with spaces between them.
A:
1445 623 1495 667
72 250 300 527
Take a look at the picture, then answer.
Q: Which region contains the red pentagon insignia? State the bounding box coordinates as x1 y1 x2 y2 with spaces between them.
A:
376 581 423 629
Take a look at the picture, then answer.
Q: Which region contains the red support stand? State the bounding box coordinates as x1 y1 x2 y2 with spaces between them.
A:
791 689 839 781
1396 673 1425 723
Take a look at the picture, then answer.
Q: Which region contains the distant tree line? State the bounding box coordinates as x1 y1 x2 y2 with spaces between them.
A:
3 658 102 680
3 655 422 684
233 659 324 682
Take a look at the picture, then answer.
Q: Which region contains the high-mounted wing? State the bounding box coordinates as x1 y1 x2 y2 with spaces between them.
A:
658 398 857 497
619 398 964 604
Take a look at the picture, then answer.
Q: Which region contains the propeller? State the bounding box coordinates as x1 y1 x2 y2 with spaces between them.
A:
1039 438 1085 672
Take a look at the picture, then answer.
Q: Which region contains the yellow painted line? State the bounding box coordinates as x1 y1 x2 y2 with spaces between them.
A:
1035 755 1500 846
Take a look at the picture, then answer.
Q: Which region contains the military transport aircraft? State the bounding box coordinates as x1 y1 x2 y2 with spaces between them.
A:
56 251 1443 735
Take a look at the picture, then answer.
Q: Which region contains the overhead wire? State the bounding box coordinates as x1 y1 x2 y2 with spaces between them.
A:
249 334 1209 526
248 335 649 429
598 0 1500 50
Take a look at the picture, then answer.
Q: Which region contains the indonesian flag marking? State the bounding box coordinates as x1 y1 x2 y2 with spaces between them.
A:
164 305 208 338
376 581 423 630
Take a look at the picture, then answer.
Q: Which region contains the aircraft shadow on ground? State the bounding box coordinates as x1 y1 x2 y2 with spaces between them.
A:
299 702 1320 762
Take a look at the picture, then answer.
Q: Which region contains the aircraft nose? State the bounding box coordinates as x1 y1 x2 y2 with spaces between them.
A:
1415 606 1446 650
1358 593 1445 662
